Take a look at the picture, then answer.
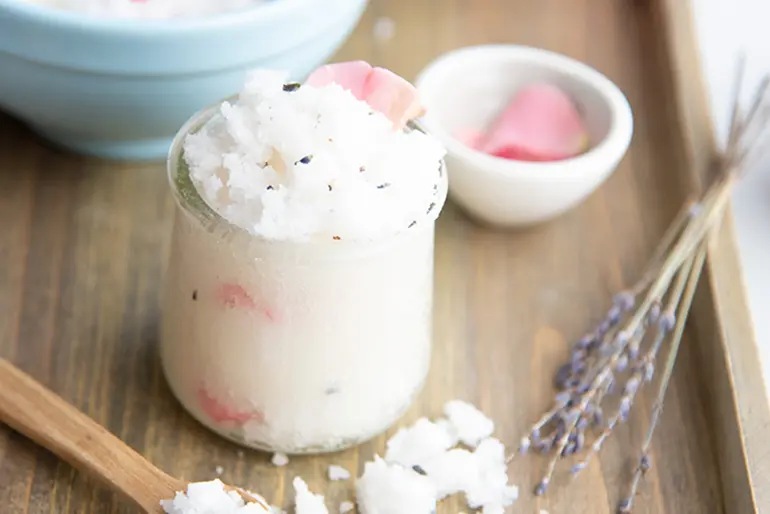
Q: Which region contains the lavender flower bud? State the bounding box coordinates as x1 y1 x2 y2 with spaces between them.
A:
562 441 576 456
619 396 632 421
658 312 676 332
538 439 552 454
554 363 572 389
519 437 531 455
643 361 655 382
571 359 586 375
607 305 622 324
564 409 581 426
624 376 641 396
640 454 652 473
554 391 571 407
618 498 633 513
575 335 593 350
615 354 629 372
615 330 631 346
534 479 549 496
599 343 616 358
576 416 589 431
597 319 611 336
613 291 636 311
593 408 604 427
570 461 588 475
571 347 587 362
531 428 540 443
647 302 661 323
575 432 585 451
553 424 566 443
628 341 640 361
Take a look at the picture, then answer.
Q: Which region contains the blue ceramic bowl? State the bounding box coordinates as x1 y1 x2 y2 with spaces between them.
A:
0 0 368 160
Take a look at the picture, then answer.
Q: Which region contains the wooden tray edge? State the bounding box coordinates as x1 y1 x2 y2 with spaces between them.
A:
654 0 770 511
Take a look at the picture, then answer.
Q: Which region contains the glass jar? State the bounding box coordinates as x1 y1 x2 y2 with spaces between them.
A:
160 103 449 454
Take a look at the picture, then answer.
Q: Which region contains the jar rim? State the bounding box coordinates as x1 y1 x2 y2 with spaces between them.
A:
166 95 450 243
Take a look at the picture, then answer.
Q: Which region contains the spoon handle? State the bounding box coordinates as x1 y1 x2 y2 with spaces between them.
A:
0 358 180 513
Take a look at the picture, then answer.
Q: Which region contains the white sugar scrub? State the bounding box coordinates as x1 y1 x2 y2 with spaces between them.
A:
161 64 448 454
356 456 438 514
293 477 329 514
443 400 495 448
161 480 271 514
338 501 354 513
328 465 351 481
357 401 518 514
271 452 289 467
384 417 457 467
22 0 271 19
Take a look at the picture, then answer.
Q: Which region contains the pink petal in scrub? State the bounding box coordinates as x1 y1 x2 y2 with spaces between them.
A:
305 61 425 130
215 282 278 321
459 83 590 162
198 387 264 425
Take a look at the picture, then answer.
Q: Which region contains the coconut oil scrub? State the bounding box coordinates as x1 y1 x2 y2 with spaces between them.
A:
21 0 271 19
161 64 448 454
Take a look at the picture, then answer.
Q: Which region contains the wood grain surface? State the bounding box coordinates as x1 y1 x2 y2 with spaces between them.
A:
0 0 767 513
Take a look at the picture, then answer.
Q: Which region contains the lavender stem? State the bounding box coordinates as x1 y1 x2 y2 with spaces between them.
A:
618 241 709 513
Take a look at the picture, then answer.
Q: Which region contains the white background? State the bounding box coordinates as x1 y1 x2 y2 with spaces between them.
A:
692 0 770 393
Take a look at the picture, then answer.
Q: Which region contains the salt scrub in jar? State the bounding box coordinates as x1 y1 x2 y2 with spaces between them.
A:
161 66 448 454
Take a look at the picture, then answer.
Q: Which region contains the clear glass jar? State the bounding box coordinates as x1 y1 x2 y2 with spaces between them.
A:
160 104 448 454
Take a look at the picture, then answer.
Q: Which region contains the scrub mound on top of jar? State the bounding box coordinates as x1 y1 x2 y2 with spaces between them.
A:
182 68 446 241
161 62 448 454
22 0 271 19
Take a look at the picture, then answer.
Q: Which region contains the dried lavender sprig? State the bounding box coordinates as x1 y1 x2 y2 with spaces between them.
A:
559 301 633 390
535 368 618 494
527 234 702 477
571 234 699 480
618 241 709 514
519 63 769 513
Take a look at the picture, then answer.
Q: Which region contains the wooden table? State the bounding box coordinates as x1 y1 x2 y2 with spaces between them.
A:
1 0 769 513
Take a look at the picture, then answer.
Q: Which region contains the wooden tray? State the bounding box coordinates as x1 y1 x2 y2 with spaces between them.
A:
0 0 768 512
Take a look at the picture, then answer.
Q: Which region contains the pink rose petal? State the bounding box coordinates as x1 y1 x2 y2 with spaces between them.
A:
215 282 279 321
461 83 590 162
197 387 264 425
305 61 424 130
216 283 256 310
306 60 371 99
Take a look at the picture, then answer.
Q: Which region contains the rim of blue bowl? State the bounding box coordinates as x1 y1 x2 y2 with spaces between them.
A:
0 0 318 34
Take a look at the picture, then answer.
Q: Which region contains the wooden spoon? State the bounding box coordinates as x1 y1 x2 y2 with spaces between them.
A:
0 358 272 513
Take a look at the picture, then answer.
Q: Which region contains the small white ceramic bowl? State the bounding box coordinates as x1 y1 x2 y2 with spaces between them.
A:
415 45 634 227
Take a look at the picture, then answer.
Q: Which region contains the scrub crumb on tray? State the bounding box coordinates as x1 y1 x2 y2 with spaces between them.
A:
160 400 519 514
271 452 289 467
328 465 352 481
